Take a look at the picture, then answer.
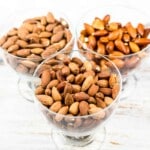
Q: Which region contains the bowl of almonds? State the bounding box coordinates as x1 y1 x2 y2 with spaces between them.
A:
0 9 74 76
32 49 122 149
77 5 150 78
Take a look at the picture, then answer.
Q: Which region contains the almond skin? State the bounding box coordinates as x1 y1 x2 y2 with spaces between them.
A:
74 92 90 101
41 69 51 88
55 106 69 122
81 75 94 91
69 102 79 115
79 101 89 116
88 84 99 96
36 95 53 106
50 101 62 112
51 87 62 101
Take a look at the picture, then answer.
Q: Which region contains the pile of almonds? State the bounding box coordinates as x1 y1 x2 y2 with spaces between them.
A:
0 12 73 75
78 14 150 75
34 52 120 130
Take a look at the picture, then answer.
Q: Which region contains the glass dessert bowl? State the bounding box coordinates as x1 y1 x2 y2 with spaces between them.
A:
0 8 74 101
32 49 122 150
76 5 150 99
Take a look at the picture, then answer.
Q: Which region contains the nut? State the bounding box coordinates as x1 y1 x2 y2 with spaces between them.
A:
79 101 89 116
52 87 62 101
50 101 62 112
41 69 51 88
36 95 53 106
81 75 94 91
69 102 79 115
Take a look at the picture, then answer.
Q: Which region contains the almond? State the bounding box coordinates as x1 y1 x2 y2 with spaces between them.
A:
109 74 118 88
21 60 37 68
81 75 94 91
89 107 105 119
69 102 79 115
36 95 53 106
96 98 107 108
17 27 29 40
115 39 127 54
47 80 59 89
61 66 70 76
7 44 19 52
50 101 62 112
129 42 140 53
35 86 44 95
31 48 44 55
97 80 108 88
55 106 69 122
104 96 114 106
64 83 73 95
68 62 79 75
112 83 120 99
72 84 81 93
88 35 96 49
111 59 125 69
88 84 99 96
74 92 89 101
41 69 51 88
108 30 120 41
39 31 52 38
52 87 62 101
79 101 89 116
46 12 55 23
126 22 137 38
107 22 119 31
51 31 64 44
99 88 112 96
103 14 110 25
93 30 108 36
75 74 85 84
97 42 106 55
65 93 74 106
16 49 30 57
84 23 95 35
92 17 104 30
134 38 150 45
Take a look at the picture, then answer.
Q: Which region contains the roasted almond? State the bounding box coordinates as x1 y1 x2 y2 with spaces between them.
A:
79 101 89 116
50 101 62 113
81 75 94 91
36 95 53 106
41 69 51 88
52 87 62 101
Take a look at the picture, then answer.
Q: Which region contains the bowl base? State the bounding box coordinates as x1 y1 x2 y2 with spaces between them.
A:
121 74 138 100
51 127 106 150
17 76 34 102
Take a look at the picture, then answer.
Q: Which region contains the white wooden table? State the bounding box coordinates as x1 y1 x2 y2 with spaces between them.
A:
0 0 150 149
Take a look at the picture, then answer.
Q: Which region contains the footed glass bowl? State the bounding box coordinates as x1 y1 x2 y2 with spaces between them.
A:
32 49 122 150
0 8 74 101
